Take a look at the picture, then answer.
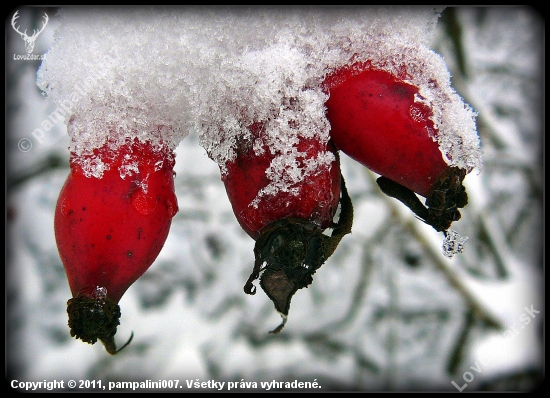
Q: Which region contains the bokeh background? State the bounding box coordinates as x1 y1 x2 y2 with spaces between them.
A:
6 6 544 392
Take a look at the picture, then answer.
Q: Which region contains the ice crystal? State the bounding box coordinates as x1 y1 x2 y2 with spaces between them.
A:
37 6 482 195
442 230 469 259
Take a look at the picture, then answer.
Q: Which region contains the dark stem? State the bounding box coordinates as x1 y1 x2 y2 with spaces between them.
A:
376 167 468 233
100 331 134 355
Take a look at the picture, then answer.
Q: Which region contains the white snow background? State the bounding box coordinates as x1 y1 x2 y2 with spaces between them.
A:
6 6 544 392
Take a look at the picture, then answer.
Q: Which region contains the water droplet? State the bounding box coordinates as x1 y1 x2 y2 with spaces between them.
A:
131 190 157 216
164 171 175 185
166 191 179 218
60 198 71 216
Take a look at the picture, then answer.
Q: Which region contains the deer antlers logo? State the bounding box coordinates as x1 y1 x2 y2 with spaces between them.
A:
12 10 49 54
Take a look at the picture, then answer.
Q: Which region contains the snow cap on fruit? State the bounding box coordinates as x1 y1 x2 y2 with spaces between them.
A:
36 8 194 176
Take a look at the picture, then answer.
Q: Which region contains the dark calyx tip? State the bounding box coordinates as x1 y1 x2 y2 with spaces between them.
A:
243 174 352 334
426 166 468 232
67 295 126 355
250 218 328 317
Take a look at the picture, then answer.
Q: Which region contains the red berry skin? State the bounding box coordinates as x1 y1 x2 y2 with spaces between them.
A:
324 64 448 198
55 139 178 304
222 130 341 240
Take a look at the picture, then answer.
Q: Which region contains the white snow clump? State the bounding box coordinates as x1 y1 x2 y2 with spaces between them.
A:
37 6 482 188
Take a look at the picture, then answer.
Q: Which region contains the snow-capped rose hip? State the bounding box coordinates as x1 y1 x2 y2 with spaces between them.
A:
220 123 352 333
54 137 178 354
223 125 341 240
324 62 469 233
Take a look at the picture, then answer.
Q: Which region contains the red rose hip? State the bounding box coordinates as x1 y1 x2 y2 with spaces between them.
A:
220 123 352 333
55 138 178 354
324 62 469 233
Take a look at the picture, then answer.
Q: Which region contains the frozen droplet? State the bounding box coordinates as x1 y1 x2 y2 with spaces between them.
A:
94 286 107 299
442 229 469 258
91 286 108 310
165 191 179 218
131 190 157 216
60 198 71 216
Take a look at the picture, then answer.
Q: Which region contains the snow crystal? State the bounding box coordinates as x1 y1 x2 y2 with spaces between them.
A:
442 229 469 259
91 286 108 310
190 6 482 202
37 6 482 195
36 7 197 174
93 286 107 299
118 154 140 180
